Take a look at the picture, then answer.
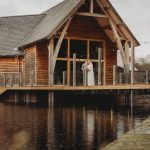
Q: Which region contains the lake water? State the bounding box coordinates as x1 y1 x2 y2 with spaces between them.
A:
0 92 149 150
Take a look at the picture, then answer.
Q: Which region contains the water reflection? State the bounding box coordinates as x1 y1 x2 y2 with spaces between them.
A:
0 93 149 150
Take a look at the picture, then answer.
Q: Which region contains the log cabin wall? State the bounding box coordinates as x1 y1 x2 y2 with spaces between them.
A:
0 57 23 73
36 42 48 85
24 46 36 85
67 15 116 84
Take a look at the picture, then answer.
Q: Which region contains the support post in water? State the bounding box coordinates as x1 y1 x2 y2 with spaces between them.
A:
48 91 54 108
146 70 149 84
73 53 76 86
15 91 18 103
98 48 102 85
130 90 133 117
113 65 117 85
26 91 30 104
63 71 66 86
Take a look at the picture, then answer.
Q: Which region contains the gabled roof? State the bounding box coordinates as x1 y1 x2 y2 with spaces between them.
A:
0 14 45 50
0 0 139 50
19 0 139 47
19 0 84 47
98 0 139 46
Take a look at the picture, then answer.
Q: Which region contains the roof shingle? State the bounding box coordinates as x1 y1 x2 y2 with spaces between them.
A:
0 14 45 50
19 0 84 47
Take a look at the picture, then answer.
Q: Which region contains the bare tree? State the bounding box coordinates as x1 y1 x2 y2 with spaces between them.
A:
135 55 150 71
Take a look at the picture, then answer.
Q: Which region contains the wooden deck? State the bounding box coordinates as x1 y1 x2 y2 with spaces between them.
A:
0 84 150 96
101 117 150 150
0 88 7 95
5 84 150 91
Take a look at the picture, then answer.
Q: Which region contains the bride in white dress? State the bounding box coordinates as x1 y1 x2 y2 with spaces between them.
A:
82 60 95 86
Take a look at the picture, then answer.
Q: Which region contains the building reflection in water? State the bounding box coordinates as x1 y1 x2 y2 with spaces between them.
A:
0 92 149 150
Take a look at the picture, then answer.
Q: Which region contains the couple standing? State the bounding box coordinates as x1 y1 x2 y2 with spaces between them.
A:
81 60 95 86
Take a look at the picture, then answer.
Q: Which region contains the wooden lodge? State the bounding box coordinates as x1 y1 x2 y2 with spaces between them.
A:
0 0 143 90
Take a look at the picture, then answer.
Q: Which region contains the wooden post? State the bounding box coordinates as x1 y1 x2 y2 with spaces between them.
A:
113 65 117 85
119 72 123 84
103 41 106 85
90 0 93 13
67 39 70 85
98 48 102 85
4 73 6 87
20 73 22 87
73 53 76 86
146 70 149 84
125 41 130 84
131 41 135 84
130 90 133 117
18 57 20 86
48 37 54 86
63 71 66 86
23 58 26 86
11 75 13 87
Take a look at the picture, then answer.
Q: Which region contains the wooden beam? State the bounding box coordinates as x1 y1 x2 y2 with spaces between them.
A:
77 12 108 18
53 19 71 73
103 25 111 30
90 0 93 13
109 20 128 73
56 57 104 62
96 0 127 40
48 37 54 86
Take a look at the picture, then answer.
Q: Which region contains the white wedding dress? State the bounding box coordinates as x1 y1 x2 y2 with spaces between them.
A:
87 62 95 86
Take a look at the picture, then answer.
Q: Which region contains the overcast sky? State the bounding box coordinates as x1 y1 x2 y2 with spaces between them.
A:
0 0 149 58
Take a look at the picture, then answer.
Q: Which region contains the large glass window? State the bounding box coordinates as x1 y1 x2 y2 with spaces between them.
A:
54 61 67 85
70 40 87 59
54 38 68 58
90 41 103 59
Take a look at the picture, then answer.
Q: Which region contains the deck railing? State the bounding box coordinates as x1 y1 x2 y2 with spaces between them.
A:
0 72 22 87
115 70 150 85
0 69 149 87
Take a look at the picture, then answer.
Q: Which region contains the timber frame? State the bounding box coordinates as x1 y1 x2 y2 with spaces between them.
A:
46 0 136 86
